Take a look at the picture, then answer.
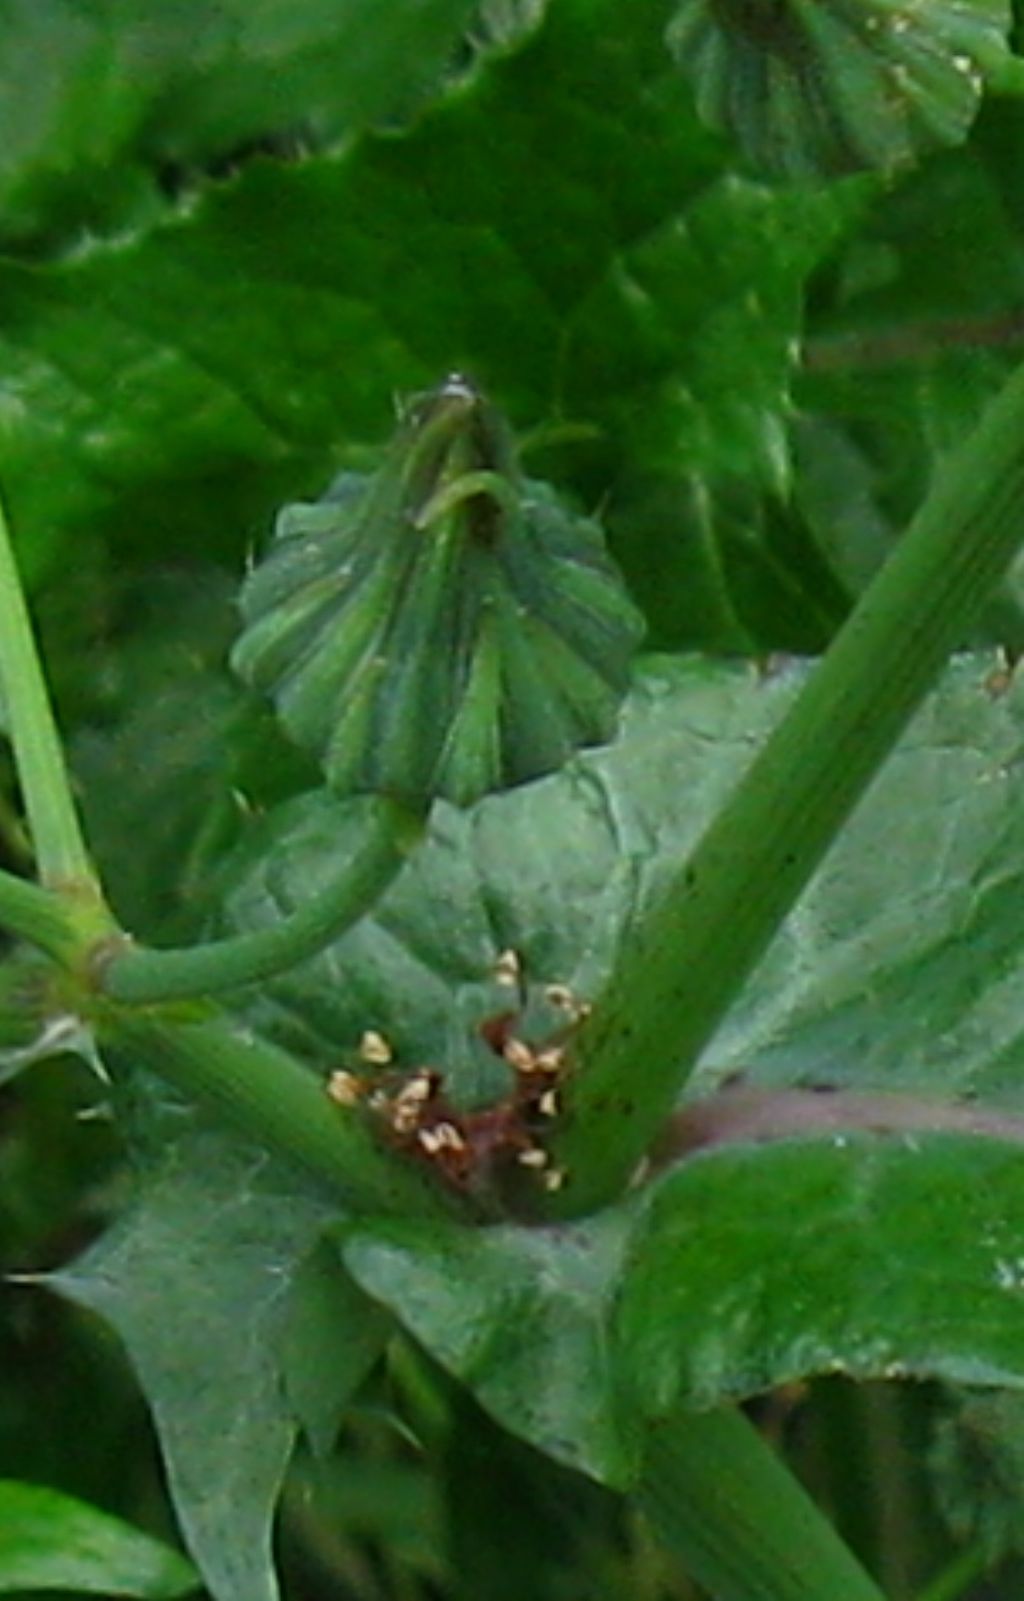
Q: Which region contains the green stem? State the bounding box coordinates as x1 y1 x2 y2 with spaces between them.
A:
555 355 1024 1214
98 798 421 1004
638 1407 886 1601
0 867 79 962
0 491 97 891
104 1008 463 1219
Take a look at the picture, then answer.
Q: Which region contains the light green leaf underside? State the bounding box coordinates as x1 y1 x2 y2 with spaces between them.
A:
49 1132 337 1601
282 1239 392 1460
343 1207 637 1486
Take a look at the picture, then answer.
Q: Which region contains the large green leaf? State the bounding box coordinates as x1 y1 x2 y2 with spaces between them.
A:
49 1131 341 1601
616 1134 1024 1414
0 1479 197 1597
343 1131 1024 1487
0 0 476 253
0 0 865 643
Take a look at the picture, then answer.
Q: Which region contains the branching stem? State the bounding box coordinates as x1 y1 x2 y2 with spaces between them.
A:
98 799 422 1004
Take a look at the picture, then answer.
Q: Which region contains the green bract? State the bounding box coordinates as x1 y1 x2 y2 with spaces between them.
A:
231 378 645 808
666 0 1011 179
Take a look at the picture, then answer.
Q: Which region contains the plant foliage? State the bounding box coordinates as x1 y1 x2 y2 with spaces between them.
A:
3 3 1024 1601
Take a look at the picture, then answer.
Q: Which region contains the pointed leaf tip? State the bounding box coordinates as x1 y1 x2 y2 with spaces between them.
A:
231 378 645 808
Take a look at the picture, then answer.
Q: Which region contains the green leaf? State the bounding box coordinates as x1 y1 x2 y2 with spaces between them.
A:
0 1479 197 1597
137 0 478 163
344 1132 1024 1486
343 1207 638 1486
667 0 1012 179
0 0 865 640
49 1131 336 1601
564 174 874 495
281 1239 391 1459
0 0 477 252
232 378 645 807
705 653 1024 1099
616 1135 1024 1414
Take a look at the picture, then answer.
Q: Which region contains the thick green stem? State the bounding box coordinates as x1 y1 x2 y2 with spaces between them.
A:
637 1407 886 1601
555 356 1024 1213
98 798 421 1004
0 867 79 963
0 492 98 891
104 1008 463 1219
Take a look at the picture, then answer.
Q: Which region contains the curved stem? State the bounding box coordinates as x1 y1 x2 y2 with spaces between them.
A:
97 798 423 1004
638 1406 887 1601
554 354 1024 1214
0 491 98 891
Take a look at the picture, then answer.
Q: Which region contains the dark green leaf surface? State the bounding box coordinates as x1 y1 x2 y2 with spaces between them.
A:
0 0 865 641
0 1479 197 1597
50 1133 336 1601
617 1134 1024 1414
0 0 476 252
